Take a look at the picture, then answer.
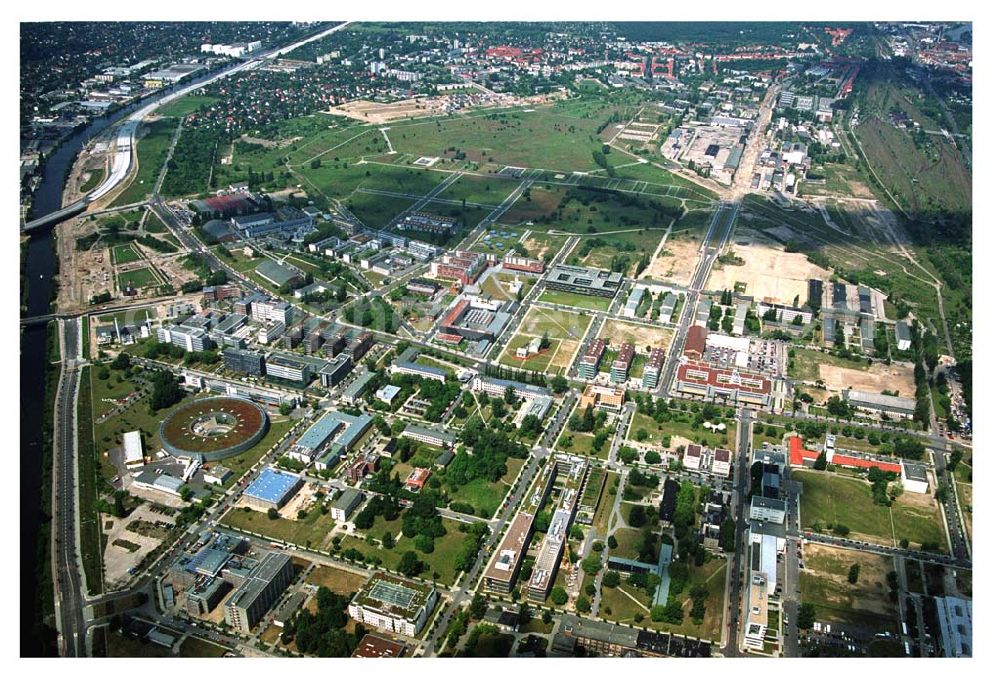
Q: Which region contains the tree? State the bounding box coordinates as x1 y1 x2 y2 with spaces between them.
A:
551 375 569 393
542 609 553 625
382 531 395 549
847 563 860 584
628 504 647 528
398 551 425 576
575 596 591 613
267 508 279 520
644 450 662 465
607 535 618 550
603 571 621 588
470 594 487 619
581 553 602 576
550 587 568 605
798 603 816 630
720 517 736 552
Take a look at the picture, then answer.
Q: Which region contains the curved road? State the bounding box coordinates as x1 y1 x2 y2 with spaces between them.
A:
25 21 353 230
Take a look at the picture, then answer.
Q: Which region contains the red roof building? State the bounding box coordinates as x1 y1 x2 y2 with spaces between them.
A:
352 634 405 658
683 326 708 359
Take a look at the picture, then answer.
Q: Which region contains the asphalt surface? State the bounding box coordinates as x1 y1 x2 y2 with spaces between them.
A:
52 318 87 657
722 407 752 657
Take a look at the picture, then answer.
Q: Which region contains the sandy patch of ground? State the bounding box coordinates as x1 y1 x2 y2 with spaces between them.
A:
548 339 582 373
802 543 896 617
640 233 701 287
523 233 568 261
819 362 916 399
103 503 177 588
598 319 674 352
707 241 830 305
277 481 321 520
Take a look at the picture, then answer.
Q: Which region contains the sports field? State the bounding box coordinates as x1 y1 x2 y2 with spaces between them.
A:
112 244 141 265
117 267 159 289
793 470 946 548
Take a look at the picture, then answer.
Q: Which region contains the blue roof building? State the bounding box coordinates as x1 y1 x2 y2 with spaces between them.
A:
243 468 302 510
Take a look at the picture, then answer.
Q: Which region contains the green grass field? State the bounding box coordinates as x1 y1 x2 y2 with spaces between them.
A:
386 100 637 171
518 306 593 340
556 429 611 459
117 267 158 289
536 289 613 312
447 477 508 517
498 336 564 374
794 470 946 547
80 167 105 193
338 517 469 585
222 502 337 551
435 173 514 206
111 244 141 265
157 95 220 117
112 117 178 206
788 349 873 382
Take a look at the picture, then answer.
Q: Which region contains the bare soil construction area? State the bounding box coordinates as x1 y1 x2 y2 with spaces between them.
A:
598 319 674 352
818 362 916 398
640 232 701 287
707 239 830 305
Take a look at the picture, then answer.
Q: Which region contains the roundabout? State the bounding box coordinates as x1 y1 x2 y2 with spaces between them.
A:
159 396 269 461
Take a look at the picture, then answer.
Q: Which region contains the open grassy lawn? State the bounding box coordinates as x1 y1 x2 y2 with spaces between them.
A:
339 517 468 585
344 192 415 229
447 477 508 517
112 117 178 206
661 555 728 640
157 95 220 117
222 502 337 551
794 470 945 547
536 289 613 312
178 636 228 658
81 166 105 193
556 429 611 460
511 186 681 235
387 101 636 171
788 349 872 382
117 266 159 289
499 336 563 374
956 481 972 543
435 173 513 205
799 543 897 631
479 272 536 301
598 583 648 623
522 231 570 258
519 306 592 340
567 228 669 276
107 632 175 657
112 244 141 265
305 565 367 596
627 410 734 450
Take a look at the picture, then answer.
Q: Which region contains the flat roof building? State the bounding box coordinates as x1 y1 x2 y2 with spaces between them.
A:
331 488 365 522
243 468 303 512
226 552 295 633
348 573 438 638
123 430 144 468
843 388 916 420
483 512 534 593
401 423 456 448
543 264 623 298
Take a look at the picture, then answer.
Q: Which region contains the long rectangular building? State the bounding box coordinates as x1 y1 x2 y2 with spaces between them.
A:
675 360 774 409
226 552 295 633
483 512 534 593
543 264 623 298
643 347 665 389
843 388 916 420
610 343 635 384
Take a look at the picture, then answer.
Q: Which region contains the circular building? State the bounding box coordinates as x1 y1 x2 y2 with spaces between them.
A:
159 396 269 462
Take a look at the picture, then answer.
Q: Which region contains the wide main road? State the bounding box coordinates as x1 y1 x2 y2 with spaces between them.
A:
723 407 753 657
657 199 741 396
52 318 87 657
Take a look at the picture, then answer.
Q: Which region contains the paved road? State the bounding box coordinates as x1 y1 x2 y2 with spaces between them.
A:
52 318 87 656
722 407 752 657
